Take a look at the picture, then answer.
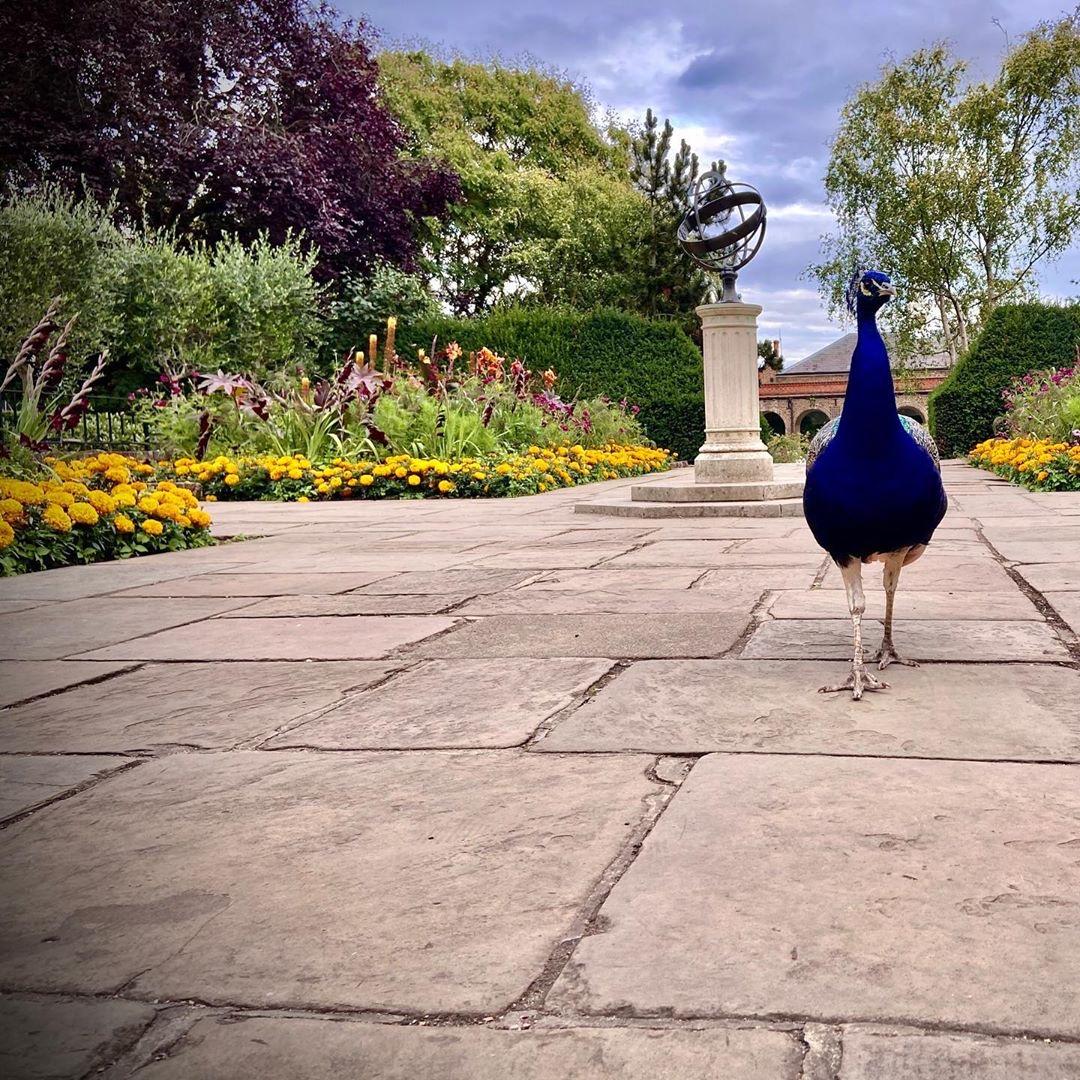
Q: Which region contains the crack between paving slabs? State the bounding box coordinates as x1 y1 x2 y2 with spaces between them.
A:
973 519 1080 663
0 758 144 830
523 660 630 750
798 1023 843 1080
723 588 776 658
0 662 146 710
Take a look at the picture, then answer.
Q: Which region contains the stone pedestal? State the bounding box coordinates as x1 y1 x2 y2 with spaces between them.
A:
694 302 774 484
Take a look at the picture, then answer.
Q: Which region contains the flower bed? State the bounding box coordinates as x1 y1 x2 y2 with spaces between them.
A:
1 453 213 576
969 437 1080 491
162 444 671 501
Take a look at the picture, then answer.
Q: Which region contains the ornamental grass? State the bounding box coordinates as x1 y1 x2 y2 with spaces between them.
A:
162 444 671 502
0 452 213 575
969 437 1080 492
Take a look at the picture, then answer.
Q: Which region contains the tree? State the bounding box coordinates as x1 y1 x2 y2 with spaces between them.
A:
810 13 1080 362
629 109 707 317
758 339 783 372
0 0 459 278
378 51 642 315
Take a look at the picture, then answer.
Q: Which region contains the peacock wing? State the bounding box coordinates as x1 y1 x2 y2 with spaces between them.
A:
805 416 840 472
899 413 942 471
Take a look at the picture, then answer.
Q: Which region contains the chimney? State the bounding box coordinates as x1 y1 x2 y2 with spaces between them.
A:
772 339 781 359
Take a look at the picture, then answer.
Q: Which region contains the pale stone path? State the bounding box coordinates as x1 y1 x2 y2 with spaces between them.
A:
1 463 1079 1079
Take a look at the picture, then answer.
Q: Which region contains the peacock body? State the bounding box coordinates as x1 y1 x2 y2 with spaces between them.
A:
801 269 948 698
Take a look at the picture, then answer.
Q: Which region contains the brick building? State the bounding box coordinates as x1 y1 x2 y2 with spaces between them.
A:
758 334 954 436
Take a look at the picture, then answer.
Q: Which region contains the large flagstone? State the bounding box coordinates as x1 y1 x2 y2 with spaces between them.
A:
767 589 1041 621
353 569 536 594
0 662 398 753
1013 562 1080 592
0 751 657 1013
413 614 751 659
742 618 1068 662
536 660 1080 760
0 660 132 708
456 587 764 616
134 1016 803 1080
114 571 390 596
78 614 457 661
1046 591 1080 635
549 754 1080 1036
818 557 1017 592
267 658 610 748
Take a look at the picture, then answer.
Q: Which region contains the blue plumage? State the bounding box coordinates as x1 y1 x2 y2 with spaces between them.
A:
801 270 947 698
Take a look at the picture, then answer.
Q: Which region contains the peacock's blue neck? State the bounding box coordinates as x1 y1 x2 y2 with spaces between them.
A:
837 309 902 446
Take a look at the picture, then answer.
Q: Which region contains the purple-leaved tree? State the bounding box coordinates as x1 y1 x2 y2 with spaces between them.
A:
0 0 460 277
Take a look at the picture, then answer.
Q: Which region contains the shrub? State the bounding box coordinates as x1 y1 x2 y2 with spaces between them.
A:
0 187 121 370
929 302 1080 456
397 308 704 460
767 433 810 463
1001 362 1080 442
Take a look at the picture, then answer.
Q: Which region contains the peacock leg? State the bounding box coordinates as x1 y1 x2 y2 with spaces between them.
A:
819 557 888 700
874 550 920 670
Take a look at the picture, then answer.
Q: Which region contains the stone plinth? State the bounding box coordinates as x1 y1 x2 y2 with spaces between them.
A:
695 301 773 484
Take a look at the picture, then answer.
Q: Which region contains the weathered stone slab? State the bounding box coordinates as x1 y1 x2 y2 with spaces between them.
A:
0 755 130 820
0 661 132 707
79 615 457 661
218 593 468 616
268 658 610 749
0 600 42 615
743 618 1068 662
695 566 822 590
414 614 750 659
0 559 238 602
457 587 765 616
537 660 1080 760
838 1029 1080 1079
550 754 1080 1036
0 995 155 1079
0 662 397 752
1046 591 1080 635
136 1016 802 1080
1014 562 1080 592
767 589 1041 621
467 545 635 569
528 568 704 591
354 569 536 595
990 540 1080 563
819 558 1016 592
609 542 820 567
0 751 657 1012
3 597 253 660
115 571 390 596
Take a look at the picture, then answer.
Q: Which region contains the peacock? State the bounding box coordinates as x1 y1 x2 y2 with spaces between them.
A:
802 269 948 699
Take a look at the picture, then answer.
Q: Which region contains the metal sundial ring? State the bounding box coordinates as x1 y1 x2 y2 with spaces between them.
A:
677 168 767 302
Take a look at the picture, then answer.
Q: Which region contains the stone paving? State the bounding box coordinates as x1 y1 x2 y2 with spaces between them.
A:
1 463 1079 1078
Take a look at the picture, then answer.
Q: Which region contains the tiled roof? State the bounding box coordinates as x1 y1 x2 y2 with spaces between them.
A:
777 333 952 377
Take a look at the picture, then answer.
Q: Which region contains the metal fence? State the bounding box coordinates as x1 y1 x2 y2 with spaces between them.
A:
0 392 151 451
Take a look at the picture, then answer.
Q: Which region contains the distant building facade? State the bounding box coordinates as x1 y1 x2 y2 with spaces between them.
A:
758 334 954 436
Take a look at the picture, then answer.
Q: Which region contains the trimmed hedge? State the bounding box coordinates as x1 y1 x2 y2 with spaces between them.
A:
929 302 1080 457
397 308 704 461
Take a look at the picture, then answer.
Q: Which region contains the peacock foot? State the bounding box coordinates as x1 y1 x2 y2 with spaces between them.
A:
819 663 889 701
873 642 920 670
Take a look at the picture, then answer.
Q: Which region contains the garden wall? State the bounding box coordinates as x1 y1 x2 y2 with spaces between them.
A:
398 309 704 461
929 301 1080 457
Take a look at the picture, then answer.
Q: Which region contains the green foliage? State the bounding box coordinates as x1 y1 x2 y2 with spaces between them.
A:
0 186 121 368
397 308 704 460
929 301 1080 455
766 433 810 463
812 13 1080 360
324 262 439 363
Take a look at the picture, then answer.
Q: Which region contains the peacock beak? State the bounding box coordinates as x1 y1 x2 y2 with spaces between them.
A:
876 282 896 297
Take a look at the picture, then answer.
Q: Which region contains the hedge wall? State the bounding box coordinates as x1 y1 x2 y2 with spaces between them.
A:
929 302 1080 457
397 308 705 461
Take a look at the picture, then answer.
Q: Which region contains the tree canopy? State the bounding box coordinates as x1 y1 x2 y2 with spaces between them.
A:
810 12 1080 361
0 0 460 278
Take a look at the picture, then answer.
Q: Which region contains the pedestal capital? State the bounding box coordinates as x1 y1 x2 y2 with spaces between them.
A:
696 302 763 326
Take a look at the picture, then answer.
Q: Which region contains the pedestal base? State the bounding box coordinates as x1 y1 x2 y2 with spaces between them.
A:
694 448 774 484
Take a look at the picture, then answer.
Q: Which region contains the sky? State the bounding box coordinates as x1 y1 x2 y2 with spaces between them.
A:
347 0 1080 360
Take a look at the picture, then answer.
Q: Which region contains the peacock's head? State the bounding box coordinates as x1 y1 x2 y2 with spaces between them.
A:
846 269 896 316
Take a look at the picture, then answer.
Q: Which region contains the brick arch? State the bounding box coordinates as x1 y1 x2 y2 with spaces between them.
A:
795 407 834 435
761 410 787 435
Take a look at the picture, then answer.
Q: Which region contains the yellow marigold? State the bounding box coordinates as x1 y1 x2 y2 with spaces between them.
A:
86 490 117 514
1037 470 1049 482
0 497 24 523
407 474 421 487
224 474 240 486
288 468 303 480
43 504 72 532
188 508 212 528
104 466 130 484
437 479 454 493
113 490 136 508
141 518 164 536
62 481 90 496
113 513 135 534
46 489 75 508
359 474 374 487
0 519 14 548
0 479 45 505
68 502 100 526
